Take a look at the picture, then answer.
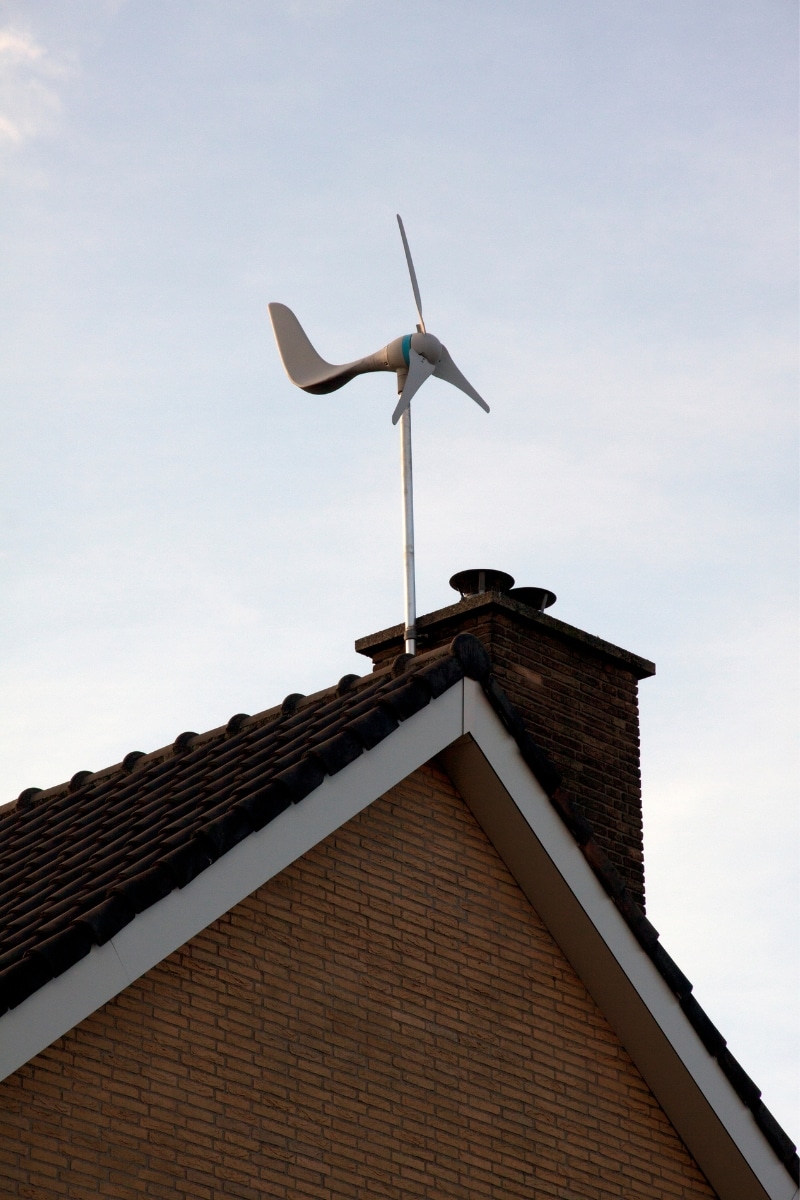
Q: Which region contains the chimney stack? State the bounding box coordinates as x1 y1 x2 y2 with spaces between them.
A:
356 571 655 909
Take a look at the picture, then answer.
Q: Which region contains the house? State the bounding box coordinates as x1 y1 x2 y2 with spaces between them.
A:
0 573 797 1199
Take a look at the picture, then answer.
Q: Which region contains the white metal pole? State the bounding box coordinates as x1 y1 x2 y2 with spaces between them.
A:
399 405 417 655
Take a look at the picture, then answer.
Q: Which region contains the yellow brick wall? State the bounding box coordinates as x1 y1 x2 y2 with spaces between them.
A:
0 764 717 1198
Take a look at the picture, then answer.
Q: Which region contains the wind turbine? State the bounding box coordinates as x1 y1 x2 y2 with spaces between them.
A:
268 215 489 655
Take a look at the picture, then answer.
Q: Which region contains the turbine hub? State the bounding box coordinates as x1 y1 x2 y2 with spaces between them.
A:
410 331 442 365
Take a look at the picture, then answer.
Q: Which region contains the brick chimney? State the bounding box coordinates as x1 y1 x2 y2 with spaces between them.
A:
355 572 655 910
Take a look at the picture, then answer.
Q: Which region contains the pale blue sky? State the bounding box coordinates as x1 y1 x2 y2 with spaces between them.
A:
1 0 797 1135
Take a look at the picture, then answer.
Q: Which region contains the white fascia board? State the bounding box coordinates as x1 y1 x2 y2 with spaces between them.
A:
448 678 794 1200
0 682 464 1083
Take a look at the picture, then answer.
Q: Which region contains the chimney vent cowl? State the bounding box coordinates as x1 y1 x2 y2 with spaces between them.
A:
509 586 557 613
449 568 515 597
449 569 556 612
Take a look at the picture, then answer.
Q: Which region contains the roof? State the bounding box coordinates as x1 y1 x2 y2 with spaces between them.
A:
0 633 796 1197
0 640 499 1014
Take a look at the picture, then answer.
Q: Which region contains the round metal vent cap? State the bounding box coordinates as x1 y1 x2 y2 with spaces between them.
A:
509 586 557 612
449 569 515 598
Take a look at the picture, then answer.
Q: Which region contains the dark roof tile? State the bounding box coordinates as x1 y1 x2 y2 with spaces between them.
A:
16 787 43 808
312 729 364 776
69 770 94 793
650 942 693 999
549 787 594 847
0 945 27 974
718 1047 762 1109
380 676 432 723
417 655 462 698
77 893 137 945
118 863 176 914
36 924 94 977
755 1102 798 1167
517 730 563 795
680 993 727 1057
615 893 660 951
225 713 251 735
274 756 327 803
158 841 214 890
482 676 526 740
235 782 293 832
0 952 53 1013
346 705 399 751
199 807 254 857
390 652 414 677
582 839 627 900
449 632 491 682
172 732 199 755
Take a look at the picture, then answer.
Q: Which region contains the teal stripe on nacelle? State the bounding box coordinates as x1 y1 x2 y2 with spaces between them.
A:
401 334 411 367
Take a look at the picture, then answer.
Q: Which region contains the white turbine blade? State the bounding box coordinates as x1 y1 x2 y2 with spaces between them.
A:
268 302 341 390
268 302 387 394
396 214 426 333
433 345 490 413
391 349 436 424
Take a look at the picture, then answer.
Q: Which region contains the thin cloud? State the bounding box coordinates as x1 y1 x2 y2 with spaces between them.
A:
0 26 72 150
0 28 44 61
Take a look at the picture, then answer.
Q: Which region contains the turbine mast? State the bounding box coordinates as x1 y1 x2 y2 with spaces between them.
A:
399 404 416 655
396 214 422 655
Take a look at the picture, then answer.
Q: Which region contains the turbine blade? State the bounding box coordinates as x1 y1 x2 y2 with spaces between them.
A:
396 215 426 333
268 302 388 394
268 303 341 391
433 345 490 413
391 349 436 424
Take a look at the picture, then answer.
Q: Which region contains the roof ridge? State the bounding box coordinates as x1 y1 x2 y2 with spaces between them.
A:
2 644 467 818
2 668 399 817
